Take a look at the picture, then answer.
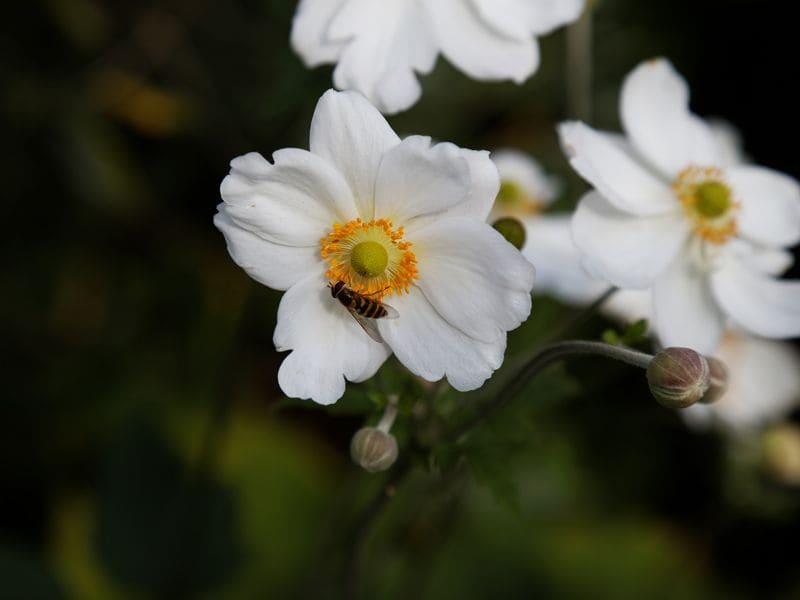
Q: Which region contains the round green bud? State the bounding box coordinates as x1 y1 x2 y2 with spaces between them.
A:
350 241 389 277
497 179 523 204
695 181 731 218
350 427 398 473
699 356 729 404
492 217 526 250
646 347 710 409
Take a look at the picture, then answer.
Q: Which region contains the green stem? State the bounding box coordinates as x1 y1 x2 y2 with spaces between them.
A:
566 0 594 121
450 340 653 441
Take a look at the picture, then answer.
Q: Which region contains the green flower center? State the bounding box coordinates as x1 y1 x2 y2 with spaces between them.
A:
350 240 389 277
497 180 523 204
694 181 731 218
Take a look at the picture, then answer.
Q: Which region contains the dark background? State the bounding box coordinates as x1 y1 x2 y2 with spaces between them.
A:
2 0 799 598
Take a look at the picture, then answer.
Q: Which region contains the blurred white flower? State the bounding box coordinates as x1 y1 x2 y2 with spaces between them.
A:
604 289 800 432
490 149 605 304
216 90 534 405
559 58 800 354
291 0 586 114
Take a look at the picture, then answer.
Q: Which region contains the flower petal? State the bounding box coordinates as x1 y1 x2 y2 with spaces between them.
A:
373 136 471 224
727 164 800 248
652 251 726 354
214 209 321 291
572 191 690 289
427 0 539 83
220 148 357 246
711 261 800 339
728 239 794 277
328 0 438 114
471 0 585 38
522 214 607 304
558 121 676 215
378 287 506 391
309 89 400 219
620 58 721 179
274 274 391 404
290 0 348 67
411 217 535 343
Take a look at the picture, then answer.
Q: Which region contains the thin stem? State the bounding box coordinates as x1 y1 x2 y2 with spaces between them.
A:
566 1 594 121
376 394 399 433
450 340 653 441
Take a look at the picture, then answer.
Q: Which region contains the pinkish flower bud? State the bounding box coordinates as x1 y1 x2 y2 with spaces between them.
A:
646 347 710 409
699 356 729 404
350 427 398 473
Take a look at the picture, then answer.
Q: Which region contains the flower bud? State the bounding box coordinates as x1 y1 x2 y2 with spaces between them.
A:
491 217 526 250
698 356 728 404
350 427 398 473
646 347 710 409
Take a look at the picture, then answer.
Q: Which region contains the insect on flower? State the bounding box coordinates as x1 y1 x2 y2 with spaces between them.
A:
329 280 398 344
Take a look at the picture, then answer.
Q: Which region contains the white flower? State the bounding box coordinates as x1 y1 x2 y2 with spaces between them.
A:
291 0 586 114
559 58 800 354
490 149 606 304
215 89 535 405
604 289 800 432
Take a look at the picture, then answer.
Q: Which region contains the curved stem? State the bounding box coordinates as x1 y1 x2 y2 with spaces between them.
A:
450 340 653 441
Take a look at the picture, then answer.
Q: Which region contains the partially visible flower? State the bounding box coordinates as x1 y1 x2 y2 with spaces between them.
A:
291 0 586 114
490 149 606 304
559 58 800 354
605 289 800 432
216 90 534 405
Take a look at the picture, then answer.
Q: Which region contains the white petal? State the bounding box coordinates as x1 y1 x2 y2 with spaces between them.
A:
328 0 438 114
309 89 400 219
274 274 391 405
374 136 471 224
652 251 726 354
220 149 357 246
727 165 800 248
728 239 794 276
492 148 560 207
411 217 535 343
558 121 675 216
572 191 690 289
522 215 607 304
427 0 539 83
708 119 746 168
471 0 585 38
620 58 722 179
290 0 348 67
214 209 321 291
378 287 506 391
711 261 800 339
601 289 653 324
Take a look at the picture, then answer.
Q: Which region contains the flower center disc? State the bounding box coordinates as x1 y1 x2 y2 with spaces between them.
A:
495 179 544 216
320 218 418 298
673 166 738 244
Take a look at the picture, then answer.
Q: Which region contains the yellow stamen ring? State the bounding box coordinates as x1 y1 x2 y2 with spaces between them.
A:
320 218 418 298
673 165 739 245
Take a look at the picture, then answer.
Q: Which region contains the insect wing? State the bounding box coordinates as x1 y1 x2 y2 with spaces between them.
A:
346 307 385 344
381 302 399 319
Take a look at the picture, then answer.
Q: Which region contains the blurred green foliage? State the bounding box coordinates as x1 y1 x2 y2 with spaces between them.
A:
2 0 800 599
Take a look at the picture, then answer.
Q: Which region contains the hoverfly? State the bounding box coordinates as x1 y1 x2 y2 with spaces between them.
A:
329 280 398 343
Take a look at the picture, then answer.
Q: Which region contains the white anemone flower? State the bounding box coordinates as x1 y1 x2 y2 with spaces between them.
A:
291 0 586 114
604 290 800 432
490 149 606 304
215 89 535 405
559 58 800 354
